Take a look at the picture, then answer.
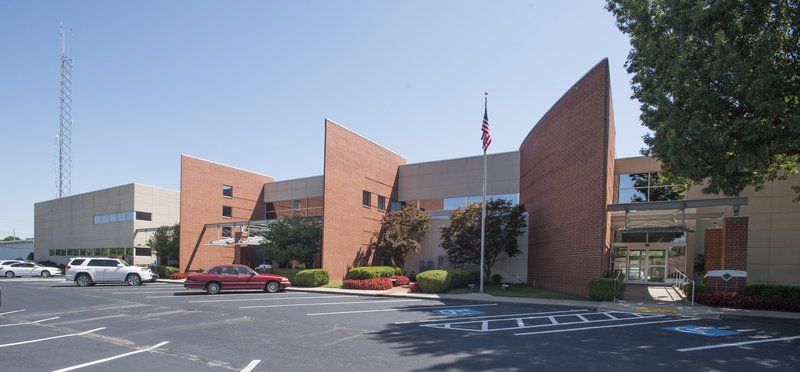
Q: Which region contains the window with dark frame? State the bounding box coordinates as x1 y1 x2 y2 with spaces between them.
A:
222 226 232 238
222 205 233 218
362 191 371 207
223 185 233 198
377 195 386 211
135 211 152 221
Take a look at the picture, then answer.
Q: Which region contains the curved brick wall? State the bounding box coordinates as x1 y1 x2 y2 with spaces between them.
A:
519 59 615 295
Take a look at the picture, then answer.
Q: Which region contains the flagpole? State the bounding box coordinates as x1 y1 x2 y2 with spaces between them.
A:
479 93 488 293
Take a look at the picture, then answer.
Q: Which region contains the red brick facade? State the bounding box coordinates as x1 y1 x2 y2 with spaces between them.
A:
519 59 614 295
721 216 748 271
179 155 273 272
321 119 406 280
704 228 723 271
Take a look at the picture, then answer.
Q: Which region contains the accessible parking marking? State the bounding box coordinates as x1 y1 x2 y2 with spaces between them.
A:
515 317 699 336
395 308 591 324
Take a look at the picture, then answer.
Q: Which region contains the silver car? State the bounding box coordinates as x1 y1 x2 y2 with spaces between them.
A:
0 262 63 278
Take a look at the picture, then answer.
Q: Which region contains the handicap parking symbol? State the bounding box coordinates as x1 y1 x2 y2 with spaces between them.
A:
663 325 738 337
435 309 484 316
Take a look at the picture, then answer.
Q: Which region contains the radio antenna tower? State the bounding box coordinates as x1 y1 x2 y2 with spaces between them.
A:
57 25 73 198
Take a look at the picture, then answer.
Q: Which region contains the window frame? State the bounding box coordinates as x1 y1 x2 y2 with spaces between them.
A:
362 191 371 208
222 205 233 218
223 185 233 198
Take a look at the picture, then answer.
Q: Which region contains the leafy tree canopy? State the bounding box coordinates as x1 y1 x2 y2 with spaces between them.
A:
260 214 322 268
2 235 21 241
372 204 431 269
440 199 527 280
607 0 800 200
147 223 179 265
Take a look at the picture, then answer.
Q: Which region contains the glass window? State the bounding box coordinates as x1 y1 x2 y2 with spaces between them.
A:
49 249 56 256
69 258 85 265
443 197 467 211
292 200 301 210
222 226 232 238
100 215 109 224
222 206 233 218
617 231 647 243
209 267 222 275
223 185 233 198
491 193 519 204
362 191 371 207
236 266 253 275
87 259 105 267
135 248 151 256
93 216 101 224
109 213 118 223
390 200 404 211
377 196 386 211
135 211 152 221
466 196 483 205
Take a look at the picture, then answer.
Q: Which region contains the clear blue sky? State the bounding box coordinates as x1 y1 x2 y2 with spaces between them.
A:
0 0 647 239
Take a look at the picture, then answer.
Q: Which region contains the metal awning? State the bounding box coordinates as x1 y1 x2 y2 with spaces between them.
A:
608 197 748 215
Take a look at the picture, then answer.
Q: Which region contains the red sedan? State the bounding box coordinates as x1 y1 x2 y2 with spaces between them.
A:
184 264 291 295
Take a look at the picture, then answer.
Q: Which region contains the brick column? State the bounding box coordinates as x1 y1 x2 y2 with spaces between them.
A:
704 228 723 272
722 216 748 271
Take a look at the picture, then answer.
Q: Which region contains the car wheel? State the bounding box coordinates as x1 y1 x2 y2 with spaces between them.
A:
206 282 221 295
265 281 280 293
126 274 142 286
41 271 51 278
76 274 92 287
5 271 14 278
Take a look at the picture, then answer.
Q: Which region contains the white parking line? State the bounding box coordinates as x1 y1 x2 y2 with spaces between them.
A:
190 295 359 303
0 309 26 316
0 327 105 348
241 359 261 372
53 341 170 372
676 335 800 352
111 290 190 295
0 317 59 328
241 299 423 309
309 303 499 316
393 309 590 324
514 317 698 336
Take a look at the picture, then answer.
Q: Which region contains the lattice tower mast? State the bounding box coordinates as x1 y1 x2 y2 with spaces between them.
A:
58 26 73 198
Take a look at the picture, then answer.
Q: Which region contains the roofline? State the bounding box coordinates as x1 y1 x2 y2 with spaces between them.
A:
325 118 407 161
35 183 179 205
402 150 519 167
181 154 274 179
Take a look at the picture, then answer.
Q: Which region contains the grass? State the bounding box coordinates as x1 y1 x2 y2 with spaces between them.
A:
321 281 343 289
447 284 589 301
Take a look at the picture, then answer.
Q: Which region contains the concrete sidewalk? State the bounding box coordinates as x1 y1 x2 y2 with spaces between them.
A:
154 279 800 324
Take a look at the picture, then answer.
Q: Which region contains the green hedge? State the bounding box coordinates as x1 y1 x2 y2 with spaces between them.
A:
417 270 450 293
157 266 180 278
415 269 481 293
294 269 329 287
683 282 710 295
272 268 304 283
347 266 401 280
588 278 622 301
742 284 800 299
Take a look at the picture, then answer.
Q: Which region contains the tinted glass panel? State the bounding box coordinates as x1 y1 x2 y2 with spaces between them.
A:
362 191 371 207
135 211 152 221
223 185 233 198
377 196 386 210
70 259 85 265
222 206 233 218
236 266 252 275
443 197 467 210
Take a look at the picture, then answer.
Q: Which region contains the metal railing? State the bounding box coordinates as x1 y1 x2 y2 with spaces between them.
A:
612 270 623 302
672 268 694 307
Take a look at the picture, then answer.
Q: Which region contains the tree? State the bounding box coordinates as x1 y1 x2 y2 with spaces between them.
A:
260 214 322 268
2 236 21 241
440 199 527 280
147 223 179 265
372 204 431 269
607 0 800 200
26 252 34 261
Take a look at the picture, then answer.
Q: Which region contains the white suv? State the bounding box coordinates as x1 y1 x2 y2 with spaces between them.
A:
65 257 154 286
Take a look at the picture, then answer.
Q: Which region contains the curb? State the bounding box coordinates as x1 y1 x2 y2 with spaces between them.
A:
719 313 800 325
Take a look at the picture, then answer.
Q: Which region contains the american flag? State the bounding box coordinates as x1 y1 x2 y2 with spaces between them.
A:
481 105 492 151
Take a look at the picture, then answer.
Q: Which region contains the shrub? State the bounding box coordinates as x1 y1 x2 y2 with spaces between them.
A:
158 266 180 278
408 272 417 282
447 269 480 288
588 278 622 301
742 284 800 299
343 277 393 290
696 292 800 312
170 272 187 280
417 270 450 293
347 266 398 280
683 282 709 295
273 268 304 283
294 269 329 287
409 282 420 292
491 274 503 284
393 275 410 286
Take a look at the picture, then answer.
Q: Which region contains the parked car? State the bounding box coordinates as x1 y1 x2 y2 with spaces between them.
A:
0 260 24 270
0 262 62 278
255 262 272 273
65 257 154 286
184 264 290 295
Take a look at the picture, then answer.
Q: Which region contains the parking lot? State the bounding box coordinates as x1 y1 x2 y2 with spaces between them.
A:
1 278 799 371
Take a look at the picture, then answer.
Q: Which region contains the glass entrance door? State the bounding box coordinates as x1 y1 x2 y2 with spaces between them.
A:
646 249 666 282
627 249 646 282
